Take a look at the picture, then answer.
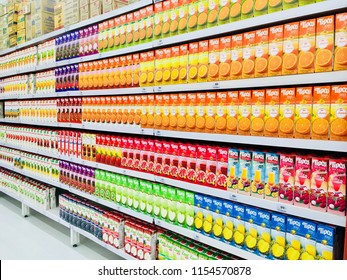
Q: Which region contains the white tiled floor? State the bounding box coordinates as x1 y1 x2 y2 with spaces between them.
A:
0 193 123 260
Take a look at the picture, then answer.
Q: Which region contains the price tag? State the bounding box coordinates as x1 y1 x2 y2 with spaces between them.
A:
194 234 200 241
140 128 145 134
141 88 147 93
95 163 99 168
277 205 287 213
156 87 162 92
157 39 163 46
229 193 238 202
212 82 220 89
156 219 161 226
122 169 127 175
155 130 161 136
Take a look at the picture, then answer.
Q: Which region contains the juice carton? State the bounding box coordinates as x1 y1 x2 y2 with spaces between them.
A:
328 159 346 216
205 146 218 188
295 86 312 139
316 224 336 260
145 5 154 42
269 213 286 260
162 141 172 177
221 201 234 244
298 19 316 74
264 88 280 137
208 38 220 81
215 91 228 134
241 0 254 20
283 22 299 75
188 42 199 83
232 204 245 249
155 49 164 86
194 194 204 234
145 182 154 216
310 157 328 212
139 180 148 213
119 15 127 48
219 36 231 80
126 13 134 47
294 218 317 260
187 143 197 182
238 150 252 195
196 145 208 185
255 28 269 78
188 0 198 32
170 0 180 36
186 93 197 132
242 31 256 79
312 86 330 140
334 13 347 71
256 209 271 258
283 0 298 10
210 198 224 240
330 85 347 141
227 148 240 192
154 2 164 39
169 94 179 130
179 44 189 84
185 191 195 229
231 34 243 80
154 94 164 129
198 40 209 83
133 10 141 46
226 91 239 134
176 189 186 227
251 151 266 198
154 140 164 175
163 94 171 130
171 46 180 84
268 25 283 76
207 0 219 27
244 206 258 253
177 0 189 34
147 94 155 128
294 155 311 208
279 154 295 204
197 0 208 30
218 0 230 25
254 0 268 16
238 90 252 135
152 183 161 218
315 16 334 72
216 147 229 189
229 0 241 22
279 88 295 138
167 186 177 224
139 8 147 42
265 152 280 201
206 92 217 133
177 93 188 131
251 89 265 136
195 92 207 133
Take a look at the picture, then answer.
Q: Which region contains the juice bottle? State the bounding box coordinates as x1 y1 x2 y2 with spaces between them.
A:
162 0 171 38
232 204 245 249
177 93 188 131
163 48 172 85
254 0 268 17
218 0 230 25
216 147 229 190
169 93 179 130
146 5 154 42
188 42 199 83
197 0 208 30
186 93 197 132
188 0 198 32
251 89 265 136
226 91 239 135
241 0 254 20
155 49 164 86
208 0 219 27
171 46 180 84
269 213 286 259
196 92 207 133
205 92 217 133
244 207 258 254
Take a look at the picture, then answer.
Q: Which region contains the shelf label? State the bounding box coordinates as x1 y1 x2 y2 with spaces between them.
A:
140 128 145 134
122 169 127 175
193 234 200 242
229 193 238 202
157 39 163 46
212 82 220 89
141 88 147 93
155 130 161 136
277 205 287 213
157 177 165 184
156 219 162 226
156 87 162 92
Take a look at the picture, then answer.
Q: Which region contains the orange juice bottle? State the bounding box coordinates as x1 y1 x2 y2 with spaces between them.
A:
170 0 180 36
162 0 171 38
145 5 154 42
241 0 254 20
208 38 220 82
268 25 283 76
242 31 256 79
147 51 155 86
187 93 197 132
216 91 227 134
231 33 243 80
208 0 219 27
334 13 347 71
227 91 239 134
133 53 140 87
147 94 155 128
315 15 334 73
295 87 312 139
119 15 127 48
298 19 316 74
283 22 299 75
198 40 209 83
155 49 164 86
279 88 295 138
155 94 164 129
154 2 164 39
171 46 180 84
169 93 179 130
238 90 252 135
251 89 265 136
188 0 198 32
312 86 330 140
178 93 188 131
139 8 147 43
188 42 199 83
218 0 230 25
178 0 189 34
114 17 121 49
264 89 280 137
163 48 172 85
268 0 282 14
254 0 268 17
206 92 217 133
196 92 207 133
179 44 189 84
133 10 141 46
255 28 269 78
139 52 148 87
219 36 231 81
330 85 347 141
283 0 297 10
230 0 241 22
140 95 148 128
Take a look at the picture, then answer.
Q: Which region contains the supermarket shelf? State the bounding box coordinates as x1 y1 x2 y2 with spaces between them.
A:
154 218 264 260
0 0 153 57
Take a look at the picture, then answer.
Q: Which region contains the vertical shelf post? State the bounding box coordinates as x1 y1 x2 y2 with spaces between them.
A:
70 227 80 247
21 203 30 217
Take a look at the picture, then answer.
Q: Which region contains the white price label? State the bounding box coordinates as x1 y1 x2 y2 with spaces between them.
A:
155 130 161 136
212 82 220 89
277 205 287 213
194 234 200 241
229 194 238 202
156 87 162 92
157 39 163 46
156 219 161 226
142 88 147 93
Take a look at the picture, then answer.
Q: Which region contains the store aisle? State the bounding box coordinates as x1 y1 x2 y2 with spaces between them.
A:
0 193 122 260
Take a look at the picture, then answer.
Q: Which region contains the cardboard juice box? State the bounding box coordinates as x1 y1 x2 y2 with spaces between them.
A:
269 213 286 260
195 92 207 133
177 93 187 131
154 2 164 39
196 145 208 185
227 148 240 192
176 188 186 227
241 0 254 20
238 90 252 135
251 151 266 198
193 194 206 234
226 91 239 134
265 152 280 201
251 89 265 136
152 183 161 218
283 0 298 10
207 0 219 27
328 159 346 216
186 93 197 132
139 8 147 42
219 36 231 80
242 31 256 79
256 209 271 258
197 0 208 30
162 0 171 38
295 86 312 139
178 0 189 34
188 42 199 83
216 147 229 189
298 19 316 74
312 86 330 140
160 184 169 220
167 186 177 224
315 15 334 72
268 25 283 76
254 0 268 16
169 93 179 130
221 201 234 245
294 155 311 208
187 143 197 183
170 142 180 178
217 0 230 25
279 88 295 138
179 44 189 84
170 0 180 36
330 85 347 141
285 217 303 260
238 150 252 195
282 22 299 75
171 46 180 84
188 0 198 32
147 94 155 128
155 49 164 86
232 204 245 249
208 38 220 81
185 191 195 229
231 34 243 80
316 224 335 260
215 91 228 134
244 206 258 254
264 88 280 137
210 198 223 240
162 94 171 130
145 5 154 42
119 15 127 48
310 157 328 212
198 40 209 83
126 13 134 47
163 48 172 85
205 92 217 133
334 13 347 71
254 28 269 78
279 154 295 204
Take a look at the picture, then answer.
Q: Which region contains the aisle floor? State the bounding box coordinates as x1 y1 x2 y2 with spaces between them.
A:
0 193 122 260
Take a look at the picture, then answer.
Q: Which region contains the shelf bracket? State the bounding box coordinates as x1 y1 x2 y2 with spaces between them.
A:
21 203 30 217
70 227 80 247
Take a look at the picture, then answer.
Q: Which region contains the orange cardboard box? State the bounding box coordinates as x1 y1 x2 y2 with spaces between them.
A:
155 49 164 85
208 38 220 81
279 87 295 138
196 92 207 133
216 91 227 134
163 48 172 85
208 0 219 27
126 13 134 46
188 42 199 83
188 0 198 32
295 87 313 139
139 52 148 87
264 88 280 137
177 0 189 34
170 0 180 36
186 93 197 132
134 95 142 126
330 85 347 141
177 93 188 131
242 31 256 79
132 53 140 87
115 96 123 124
139 8 147 42
227 91 239 134
162 94 171 129
145 5 154 41
179 44 189 83
155 94 164 129
128 95 135 125
255 28 269 78
238 90 252 135
147 94 155 128
231 33 243 80
334 13 347 71
162 0 171 38
312 86 330 140
121 96 129 124
169 93 179 130
126 54 133 87
315 15 334 73
197 0 208 30
219 36 231 80
283 22 299 75
140 95 148 128
154 2 164 39
171 46 180 84
251 89 265 136
298 19 316 74
119 15 127 47
206 92 217 133
218 0 230 25
119 56 127 88
268 25 283 76
198 40 209 83
215 91 239 134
